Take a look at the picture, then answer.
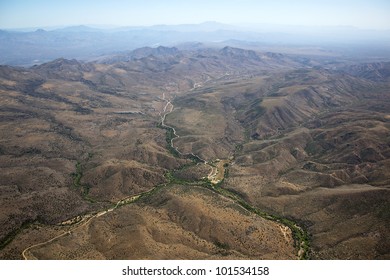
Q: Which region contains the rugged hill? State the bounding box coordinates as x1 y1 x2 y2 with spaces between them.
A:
163 53 390 259
26 185 296 260
99 46 182 64
0 47 302 259
0 46 389 259
339 62 390 82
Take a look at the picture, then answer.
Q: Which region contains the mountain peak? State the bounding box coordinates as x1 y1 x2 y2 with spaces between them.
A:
219 46 260 61
32 58 89 80
36 58 81 68
57 25 101 32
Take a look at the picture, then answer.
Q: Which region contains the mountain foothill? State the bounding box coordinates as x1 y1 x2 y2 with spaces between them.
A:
0 45 389 259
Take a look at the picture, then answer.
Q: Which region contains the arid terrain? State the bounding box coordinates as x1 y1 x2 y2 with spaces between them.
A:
0 46 389 259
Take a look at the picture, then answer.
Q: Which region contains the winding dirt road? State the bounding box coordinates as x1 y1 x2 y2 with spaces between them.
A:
22 190 152 260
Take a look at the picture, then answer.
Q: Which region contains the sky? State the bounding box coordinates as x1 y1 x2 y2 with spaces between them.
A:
0 0 389 30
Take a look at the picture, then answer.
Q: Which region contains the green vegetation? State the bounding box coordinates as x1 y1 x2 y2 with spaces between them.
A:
186 153 204 164
165 170 205 186
157 122 180 157
163 162 311 259
71 161 83 188
157 121 204 163
205 182 310 259
0 220 33 251
214 240 230 250
70 154 95 202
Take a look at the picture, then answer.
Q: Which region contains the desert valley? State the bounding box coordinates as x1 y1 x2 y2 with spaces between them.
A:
0 39 389 259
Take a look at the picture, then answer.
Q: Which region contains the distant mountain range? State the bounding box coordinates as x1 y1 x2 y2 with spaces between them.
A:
1 22 390 66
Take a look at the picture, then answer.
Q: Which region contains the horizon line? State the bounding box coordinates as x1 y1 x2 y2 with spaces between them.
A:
2 21 390 32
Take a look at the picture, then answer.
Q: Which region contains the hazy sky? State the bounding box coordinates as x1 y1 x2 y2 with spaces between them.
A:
1 0 389 30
